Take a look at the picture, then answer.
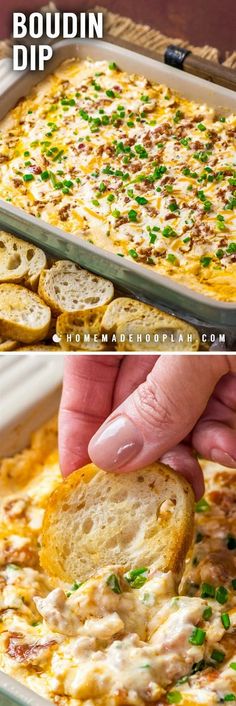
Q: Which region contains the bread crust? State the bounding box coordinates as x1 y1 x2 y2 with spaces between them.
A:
40 462 194 585
0 284 51 343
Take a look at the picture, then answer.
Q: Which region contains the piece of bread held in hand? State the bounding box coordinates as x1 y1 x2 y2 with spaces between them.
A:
0 231 46 289
39 260 114 316
40 462 194 584
0 284 51 343
102 297 200 352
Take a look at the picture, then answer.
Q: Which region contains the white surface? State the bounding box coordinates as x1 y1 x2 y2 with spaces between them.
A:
0 354 63 457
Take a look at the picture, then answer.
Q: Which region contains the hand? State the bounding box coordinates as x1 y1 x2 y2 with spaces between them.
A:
59 355 236 499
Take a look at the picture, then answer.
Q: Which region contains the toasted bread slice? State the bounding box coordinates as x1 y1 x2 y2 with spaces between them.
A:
56 307 107 351
40 462 194 584
102 297 200 351
39 261 114 315
0 337 18 351
0 284 51 343
0 231 46 289
116 320 199 352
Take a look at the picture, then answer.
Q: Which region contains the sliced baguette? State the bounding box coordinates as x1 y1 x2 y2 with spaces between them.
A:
0 284 51 343
39 261 114 315
0 231 46 289
0 338 18 351
116 320 199 352
102 297 200 351
56 307 107 351
40 462 194 584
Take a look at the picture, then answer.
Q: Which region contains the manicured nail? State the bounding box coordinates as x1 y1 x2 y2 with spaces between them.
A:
211 448 236 468
89 415 143 470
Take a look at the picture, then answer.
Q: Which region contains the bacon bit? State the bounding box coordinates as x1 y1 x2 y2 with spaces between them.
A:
114 217 129 228
129 162 142 173
165 212 177 220
3 497 27 519
13 178 22 188
192 141 205 150
7 635 57 663
0 539 38 568
59 204 71 221
0 155 9 163
29 165 42 175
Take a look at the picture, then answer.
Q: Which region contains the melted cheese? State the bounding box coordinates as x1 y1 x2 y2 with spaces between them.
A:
0 419 236 705
0 59 236 301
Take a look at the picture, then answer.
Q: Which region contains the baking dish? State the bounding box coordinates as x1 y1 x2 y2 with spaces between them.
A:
0 355 62 706
0 39 236 327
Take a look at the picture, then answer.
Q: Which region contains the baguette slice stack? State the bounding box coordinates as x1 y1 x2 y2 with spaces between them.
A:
38 261 114 315
0 231 46 289
41 462 194 584
0 284 51 343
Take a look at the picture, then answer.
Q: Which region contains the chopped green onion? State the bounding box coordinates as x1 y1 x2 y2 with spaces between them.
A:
128 249 138 259
221 612 230 629
52 149 64 162
215 586 228 604
106 89 115 98
162 226 177 238
203 606 212 620
211 648 225 663
231 579 236 590
201 583 215 599
189 627 206 645
109 62 118 70
128 209 138 222
167 692 182 704
124 567 148 588
167 253 177 264
41 170 50 181
224 695 236 702
195 498 210 512
227 243 236 254
168 201 179 212
23 173 34 182
200 256 212 267
198 123 206 131
66 581 83 597
107 194 115 202
135 196 148 205
106 574 122 594
230 663 236 670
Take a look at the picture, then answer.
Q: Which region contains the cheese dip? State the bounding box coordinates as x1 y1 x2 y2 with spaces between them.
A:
0 419 236 705
0 59 236 301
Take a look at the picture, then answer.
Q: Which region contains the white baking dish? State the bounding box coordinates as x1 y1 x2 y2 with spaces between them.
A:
0 39 236 327
0 355 64 705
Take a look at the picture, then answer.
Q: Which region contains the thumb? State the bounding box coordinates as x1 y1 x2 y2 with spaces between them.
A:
89 355 228 474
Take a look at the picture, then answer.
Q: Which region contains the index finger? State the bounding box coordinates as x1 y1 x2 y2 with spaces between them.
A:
59 355 122 476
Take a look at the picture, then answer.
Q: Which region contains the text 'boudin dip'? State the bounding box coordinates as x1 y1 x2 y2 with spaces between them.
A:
12 12 104 70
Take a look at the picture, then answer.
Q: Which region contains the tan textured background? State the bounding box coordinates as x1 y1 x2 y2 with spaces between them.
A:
0 3 236 66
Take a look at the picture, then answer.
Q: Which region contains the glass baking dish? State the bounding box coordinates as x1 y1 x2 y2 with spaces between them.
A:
0 38 236 328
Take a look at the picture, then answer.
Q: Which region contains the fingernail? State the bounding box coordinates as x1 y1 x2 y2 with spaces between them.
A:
89 415 143 471
211 448 236 468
